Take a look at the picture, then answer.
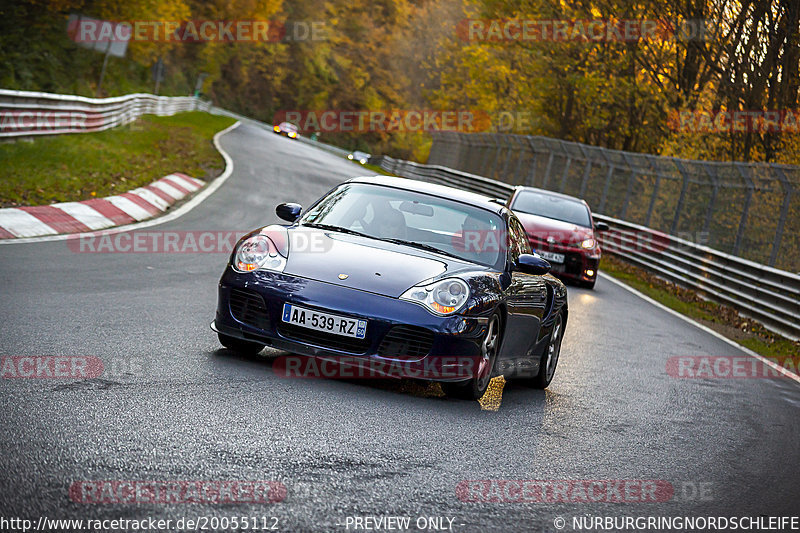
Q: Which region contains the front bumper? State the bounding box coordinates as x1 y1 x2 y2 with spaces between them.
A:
213 268 488 382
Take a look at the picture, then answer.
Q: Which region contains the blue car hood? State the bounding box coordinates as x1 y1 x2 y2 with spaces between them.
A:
283 229 449 297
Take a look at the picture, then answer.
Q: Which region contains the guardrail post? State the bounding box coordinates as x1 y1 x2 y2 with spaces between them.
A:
701 163 719 236
770 168 794 267
559 157 572 193
455 132 466 168
541 151 555 189
620 152 639 220
465 135 481 173
511 136 527 184
598 162 615 214
490 135 506 179
644 155 661 227
671 159 691 234
525 136 540 185
500 135 515 181
576 144 593 198
579 160 592 198
479 134 496 177
733 165 755 256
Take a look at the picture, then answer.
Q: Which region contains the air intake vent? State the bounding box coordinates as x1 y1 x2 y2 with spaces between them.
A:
378 326 434 360
229 289 270 330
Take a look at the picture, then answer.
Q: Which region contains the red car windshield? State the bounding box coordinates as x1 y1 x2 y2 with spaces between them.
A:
511 191 592 228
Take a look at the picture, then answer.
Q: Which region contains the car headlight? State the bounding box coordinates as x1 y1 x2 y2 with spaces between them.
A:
580 238 595 249
273 126 280 132
347 154 354 160
233 234 286 273
400 278 470 315
359 158 367 164
288 131 297 138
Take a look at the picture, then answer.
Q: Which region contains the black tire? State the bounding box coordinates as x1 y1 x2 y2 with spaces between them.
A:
581 279 596 289
441 313 502 400
217 332 265 355
528 312 564 389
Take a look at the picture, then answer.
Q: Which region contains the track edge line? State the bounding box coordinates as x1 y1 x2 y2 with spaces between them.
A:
598 271 800 385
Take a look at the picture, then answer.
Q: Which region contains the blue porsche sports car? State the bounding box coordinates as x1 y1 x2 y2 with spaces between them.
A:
211 176 568 399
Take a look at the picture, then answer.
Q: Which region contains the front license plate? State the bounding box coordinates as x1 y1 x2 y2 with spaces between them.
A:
282 304 367 339
536 250 565 264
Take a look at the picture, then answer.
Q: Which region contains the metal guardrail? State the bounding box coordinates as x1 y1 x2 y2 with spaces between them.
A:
427 131 800 272
372 154 800 341
0 89 210 139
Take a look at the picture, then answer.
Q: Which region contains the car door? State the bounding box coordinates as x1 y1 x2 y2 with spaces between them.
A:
498 216 549 374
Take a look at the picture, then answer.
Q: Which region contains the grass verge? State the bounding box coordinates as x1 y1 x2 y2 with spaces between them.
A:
359 162 393 176
600 254 799 366
0 112 236 207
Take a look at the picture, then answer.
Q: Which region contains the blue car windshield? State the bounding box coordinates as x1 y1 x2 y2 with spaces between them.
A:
300 183 506 269
511 190 592 227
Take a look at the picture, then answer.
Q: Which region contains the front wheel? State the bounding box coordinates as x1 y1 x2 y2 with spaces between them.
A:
217 332 265 356
527 312 564 389
441 313 502 400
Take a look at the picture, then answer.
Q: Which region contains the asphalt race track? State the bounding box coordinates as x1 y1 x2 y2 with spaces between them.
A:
1 122 798 532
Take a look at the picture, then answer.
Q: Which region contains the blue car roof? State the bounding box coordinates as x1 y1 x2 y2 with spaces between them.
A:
348 176 509 217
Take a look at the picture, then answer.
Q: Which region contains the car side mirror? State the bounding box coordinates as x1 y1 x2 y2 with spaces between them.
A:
594 221 610 232
276 202 302 222
515 253 551 275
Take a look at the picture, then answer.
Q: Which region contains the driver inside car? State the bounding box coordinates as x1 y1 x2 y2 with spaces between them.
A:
459 214 499 264
368 204 408 240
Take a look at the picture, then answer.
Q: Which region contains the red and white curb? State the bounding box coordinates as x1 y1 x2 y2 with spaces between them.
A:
0 173 205 239
0 120 239 245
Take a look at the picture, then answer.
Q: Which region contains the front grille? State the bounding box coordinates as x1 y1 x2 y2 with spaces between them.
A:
229 289 270 330
377 326 435 360
277 323 370 354
563 251 584 276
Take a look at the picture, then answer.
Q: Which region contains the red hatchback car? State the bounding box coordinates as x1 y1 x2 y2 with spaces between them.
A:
507 187 608 289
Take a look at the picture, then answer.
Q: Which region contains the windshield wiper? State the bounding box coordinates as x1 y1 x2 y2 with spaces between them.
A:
302 222 372 239
378 238 465 261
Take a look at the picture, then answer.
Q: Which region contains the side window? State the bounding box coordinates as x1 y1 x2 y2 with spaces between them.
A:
507 217 530 262
513 218 532 254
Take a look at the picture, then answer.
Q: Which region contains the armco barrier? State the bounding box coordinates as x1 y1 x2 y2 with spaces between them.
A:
372 155 800 341
0 89 210 139
427 131 800 272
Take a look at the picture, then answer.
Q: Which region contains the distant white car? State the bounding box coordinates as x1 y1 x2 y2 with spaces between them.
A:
347 150 370 165
273 122 298 139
